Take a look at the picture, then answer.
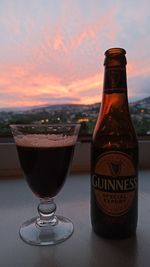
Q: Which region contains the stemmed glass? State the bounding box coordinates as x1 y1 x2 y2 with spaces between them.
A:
10 124 80 246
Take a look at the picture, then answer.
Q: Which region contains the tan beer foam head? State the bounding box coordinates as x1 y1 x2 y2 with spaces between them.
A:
14 134 77 147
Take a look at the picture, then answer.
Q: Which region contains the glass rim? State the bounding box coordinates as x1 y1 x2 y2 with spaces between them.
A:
10 123 81 128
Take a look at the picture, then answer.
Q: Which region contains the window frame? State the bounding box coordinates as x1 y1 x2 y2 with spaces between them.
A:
0 137 149 177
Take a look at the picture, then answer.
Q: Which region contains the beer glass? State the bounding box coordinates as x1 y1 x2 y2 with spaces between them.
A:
10 124 80 246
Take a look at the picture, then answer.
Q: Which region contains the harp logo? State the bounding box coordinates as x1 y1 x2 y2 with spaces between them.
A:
108 160 121 177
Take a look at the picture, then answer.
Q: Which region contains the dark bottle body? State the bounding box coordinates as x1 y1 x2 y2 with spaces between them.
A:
91 48 138 239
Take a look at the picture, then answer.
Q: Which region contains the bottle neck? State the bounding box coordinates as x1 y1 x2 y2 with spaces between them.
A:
103 66 127 93
93 65 132 140
101 66 128 114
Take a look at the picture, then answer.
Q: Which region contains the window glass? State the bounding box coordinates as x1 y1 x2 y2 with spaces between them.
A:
0 0 150 137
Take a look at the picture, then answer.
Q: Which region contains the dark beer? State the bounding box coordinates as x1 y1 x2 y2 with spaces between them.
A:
16 135 75 198
91 48 138 239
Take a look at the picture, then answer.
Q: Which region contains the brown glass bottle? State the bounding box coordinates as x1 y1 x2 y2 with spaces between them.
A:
91 48 138 239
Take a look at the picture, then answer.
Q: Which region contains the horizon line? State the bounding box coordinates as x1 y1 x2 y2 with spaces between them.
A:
0 95 149 111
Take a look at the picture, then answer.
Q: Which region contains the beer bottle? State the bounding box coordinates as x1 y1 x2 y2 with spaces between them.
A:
91 48 138 239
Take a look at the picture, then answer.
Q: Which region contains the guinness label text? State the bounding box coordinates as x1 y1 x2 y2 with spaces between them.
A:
92 175 137 193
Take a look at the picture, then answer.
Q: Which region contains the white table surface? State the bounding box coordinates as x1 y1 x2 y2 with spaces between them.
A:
0 170 150 267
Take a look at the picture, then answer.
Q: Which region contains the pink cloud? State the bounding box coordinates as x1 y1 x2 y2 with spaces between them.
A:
0 1 150 108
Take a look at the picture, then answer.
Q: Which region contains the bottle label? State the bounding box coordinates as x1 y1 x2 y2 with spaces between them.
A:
92 151 137 216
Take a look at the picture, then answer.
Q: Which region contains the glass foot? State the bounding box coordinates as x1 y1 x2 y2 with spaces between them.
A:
19 215 74 246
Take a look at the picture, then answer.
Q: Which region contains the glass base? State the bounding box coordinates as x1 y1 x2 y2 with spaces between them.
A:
19 215 74 246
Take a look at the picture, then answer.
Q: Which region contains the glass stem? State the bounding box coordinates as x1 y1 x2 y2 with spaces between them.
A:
36 198 58 226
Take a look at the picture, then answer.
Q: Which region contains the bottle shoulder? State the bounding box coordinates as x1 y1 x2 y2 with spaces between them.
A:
92 132 138 150
93 107 138 149
93 118 138 149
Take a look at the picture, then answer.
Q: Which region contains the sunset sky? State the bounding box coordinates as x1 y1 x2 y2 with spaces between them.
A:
0 0 150 108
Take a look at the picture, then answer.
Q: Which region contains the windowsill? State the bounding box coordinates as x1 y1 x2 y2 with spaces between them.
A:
0 170 150 267
0 139 149 177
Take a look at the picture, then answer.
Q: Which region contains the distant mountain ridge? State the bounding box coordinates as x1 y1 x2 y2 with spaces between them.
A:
135 96 150 105
0 96 149 113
